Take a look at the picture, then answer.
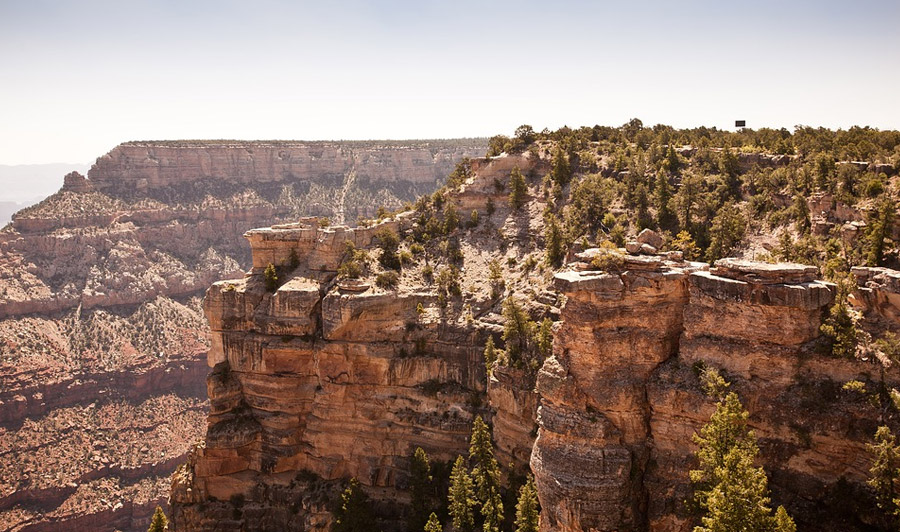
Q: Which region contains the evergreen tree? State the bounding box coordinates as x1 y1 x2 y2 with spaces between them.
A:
550 148 572 186
444 202 460 234
332 478 375 532
820 276 859 358
691 391 796 532
484 336 497 369
448 456 475 532
502 297 533 366
868 426 900 519
469 416 503 532
425 512 443 532
514 476 539 532
865 195 895 267
408 447 434 532
509 166 528 210
147 506 167 532
544 214 566 267
535 318 553 359
705 203 746 262
655 170 677 231
264 263 278 292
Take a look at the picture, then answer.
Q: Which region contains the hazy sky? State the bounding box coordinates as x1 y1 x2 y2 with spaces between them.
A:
1 0 898 165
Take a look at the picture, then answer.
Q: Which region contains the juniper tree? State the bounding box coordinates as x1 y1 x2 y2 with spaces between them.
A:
544 214 566 267
448 456 475 532
655 170 677 231
550 148 571 187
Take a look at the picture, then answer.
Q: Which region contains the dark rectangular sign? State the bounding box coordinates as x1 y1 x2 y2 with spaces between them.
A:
735 120 746 128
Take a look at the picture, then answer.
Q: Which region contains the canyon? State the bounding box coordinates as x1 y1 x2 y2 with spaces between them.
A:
0 139 486 532
171 147 900 531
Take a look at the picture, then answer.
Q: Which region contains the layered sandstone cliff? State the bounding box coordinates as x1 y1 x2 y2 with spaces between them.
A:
172 144 900 532
0 139 484 532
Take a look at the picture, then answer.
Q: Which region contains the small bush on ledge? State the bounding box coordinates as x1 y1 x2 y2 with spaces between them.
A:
376 270 400 290
264 263 278 292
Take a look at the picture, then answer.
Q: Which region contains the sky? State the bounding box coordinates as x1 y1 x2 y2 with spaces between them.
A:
0 0 898 165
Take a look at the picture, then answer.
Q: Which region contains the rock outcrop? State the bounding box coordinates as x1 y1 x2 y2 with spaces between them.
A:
0 139 484 532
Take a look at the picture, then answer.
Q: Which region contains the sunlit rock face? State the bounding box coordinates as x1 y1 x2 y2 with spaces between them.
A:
0 139 483 532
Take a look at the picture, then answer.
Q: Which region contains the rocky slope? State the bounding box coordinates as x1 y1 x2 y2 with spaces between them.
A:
0 139 485 532
172 140 900 531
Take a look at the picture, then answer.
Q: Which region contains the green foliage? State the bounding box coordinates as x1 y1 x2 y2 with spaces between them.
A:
565 173 614 239
699 366 730 399
590 248 625 271
376 270 400 290
264 263 278 292
865 195 895 266
868 425 900 520
424 513 442 532
691 391 795 532
820 276 859 358
376 228 402 270
509 166 528 210
544 214 566 267
550 147 572 186
288 248 300 270
469 209 479 229
447 159 472 188
488 259 504 298
655 171 677 231
339 242 369 279
502 297 534 367
484 336 497 370
536 318 553 358
147 506 168 532
408 447 434 532
448 456 476 532
435 266 462 299
705 203 746 262
514 476 539 532
444 202 460 234
670 231 700 261
332 478 375 532
469 416 503 532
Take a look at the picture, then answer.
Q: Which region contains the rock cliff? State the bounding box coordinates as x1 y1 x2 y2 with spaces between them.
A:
0 139 484 532
172 144 900 532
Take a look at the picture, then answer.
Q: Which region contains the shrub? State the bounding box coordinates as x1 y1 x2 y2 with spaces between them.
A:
376 270 400 290
264 263 278 292
375 228 401 270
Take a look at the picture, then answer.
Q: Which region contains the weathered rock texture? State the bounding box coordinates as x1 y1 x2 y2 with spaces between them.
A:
171 220 485 531
533 257 899 532
0 139 484 532
172 146 900 532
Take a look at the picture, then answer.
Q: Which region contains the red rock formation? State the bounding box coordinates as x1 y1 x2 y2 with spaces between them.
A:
0 139 484 532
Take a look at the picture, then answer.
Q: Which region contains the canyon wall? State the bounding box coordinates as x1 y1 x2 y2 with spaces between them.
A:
170 146 900 531
0 139 484 532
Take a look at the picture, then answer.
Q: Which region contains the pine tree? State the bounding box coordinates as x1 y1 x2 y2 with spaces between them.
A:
448 456 475 532
866 195 895 266
655 170 677 231
509 166 527 210
424 512 442 532
550 148 572 186
147 506 167 532
514 476 539 532
502 297 533 366
691 391 796 532
868 426 900 519
484 336 497 369
332 478 375 532
544 214 566 267
408 447 434 532
820 275 858 358
469 416 503 532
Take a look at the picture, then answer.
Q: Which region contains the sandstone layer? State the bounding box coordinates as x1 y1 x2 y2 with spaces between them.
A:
0 139 484 532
